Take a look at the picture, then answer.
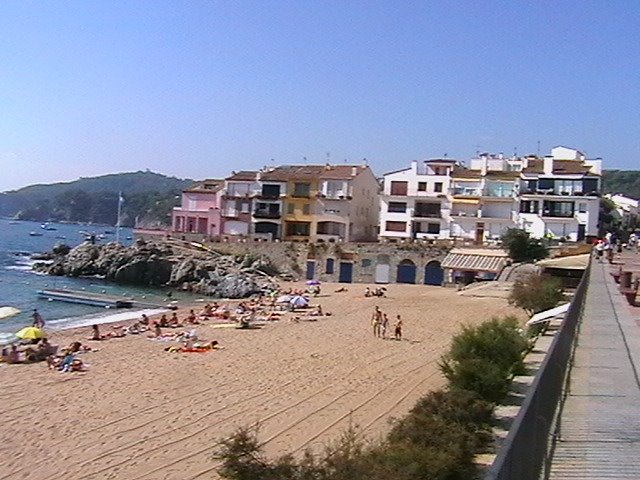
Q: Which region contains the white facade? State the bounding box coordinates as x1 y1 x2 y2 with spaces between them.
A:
517 147 601 241
449 170 519 243
605 194 639 229
379 159 454 240
379 146 602 244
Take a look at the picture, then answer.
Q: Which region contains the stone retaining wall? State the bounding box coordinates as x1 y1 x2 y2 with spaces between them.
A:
134 229 450 285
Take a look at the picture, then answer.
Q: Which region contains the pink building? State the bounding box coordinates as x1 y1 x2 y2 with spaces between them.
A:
171 179 224 236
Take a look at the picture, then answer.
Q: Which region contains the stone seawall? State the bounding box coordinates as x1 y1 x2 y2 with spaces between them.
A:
134 230 450 285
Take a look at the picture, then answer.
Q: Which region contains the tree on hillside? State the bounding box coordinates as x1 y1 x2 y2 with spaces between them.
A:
509 273 564 316
501 228 549 262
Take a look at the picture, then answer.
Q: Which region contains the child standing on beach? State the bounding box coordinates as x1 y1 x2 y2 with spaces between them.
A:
394 315 403 341
381 313 389 339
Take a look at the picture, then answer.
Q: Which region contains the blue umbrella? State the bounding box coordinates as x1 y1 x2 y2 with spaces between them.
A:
290 295 309 308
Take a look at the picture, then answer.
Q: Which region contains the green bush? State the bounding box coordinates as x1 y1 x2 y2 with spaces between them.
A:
509 273 564 315
443 317 527 376
441 357 513 404
501 228 549 262
439 317 528 403
401 389 493 448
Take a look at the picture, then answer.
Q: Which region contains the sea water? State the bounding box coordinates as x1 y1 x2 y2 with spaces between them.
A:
0 218 195 333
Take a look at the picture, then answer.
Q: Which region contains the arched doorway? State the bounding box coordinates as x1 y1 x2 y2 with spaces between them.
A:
375 254 391 284
396 259 416 284
424 260 444 286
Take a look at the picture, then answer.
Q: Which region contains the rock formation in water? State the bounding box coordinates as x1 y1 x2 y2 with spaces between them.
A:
33 239 280 298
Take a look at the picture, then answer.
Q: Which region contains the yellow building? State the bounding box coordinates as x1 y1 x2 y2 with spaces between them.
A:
259 165 379 242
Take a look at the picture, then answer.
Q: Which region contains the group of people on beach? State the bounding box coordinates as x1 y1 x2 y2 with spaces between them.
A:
370 306 402 341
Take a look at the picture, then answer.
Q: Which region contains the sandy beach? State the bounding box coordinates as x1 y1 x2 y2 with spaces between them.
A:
0 282 524 480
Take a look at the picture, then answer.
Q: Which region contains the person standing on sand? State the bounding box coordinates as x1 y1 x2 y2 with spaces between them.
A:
381 313 389 339
32 309 45 328
371 306 383 337
394 315 403 341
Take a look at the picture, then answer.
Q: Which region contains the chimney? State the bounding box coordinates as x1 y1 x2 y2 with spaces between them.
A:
480 156 488 176
351 166 357 176
543 156 554 175
411 160 418 173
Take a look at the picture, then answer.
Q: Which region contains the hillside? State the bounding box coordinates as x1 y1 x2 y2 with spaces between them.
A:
0 171 194 227
602 170 640 199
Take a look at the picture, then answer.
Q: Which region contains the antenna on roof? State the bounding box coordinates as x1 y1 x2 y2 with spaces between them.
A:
474 144 481 155
343 158 347 164
514 147 518 157
326 151 331 164
363 158 368 166
444 153 448 158
303 156 307 163
536 140 541 156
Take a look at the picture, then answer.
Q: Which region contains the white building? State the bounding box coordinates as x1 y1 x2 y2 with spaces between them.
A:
379 146 602 244
379 159 456 240
449 161 519 243
605 193 639 230
517 146 601 242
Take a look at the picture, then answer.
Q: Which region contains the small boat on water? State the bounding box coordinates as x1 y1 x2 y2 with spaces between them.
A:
29 231 44 237
41 222 57 231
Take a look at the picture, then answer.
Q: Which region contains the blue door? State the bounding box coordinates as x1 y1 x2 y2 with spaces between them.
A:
306 261 316 280
424 261 444 286
339 262 353 283
396 260 416 284
326 258 335 274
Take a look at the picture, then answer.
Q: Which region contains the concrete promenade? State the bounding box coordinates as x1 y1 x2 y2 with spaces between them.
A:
548 252 640 479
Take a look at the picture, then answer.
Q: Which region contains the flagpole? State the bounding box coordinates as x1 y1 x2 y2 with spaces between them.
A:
116 191 122 244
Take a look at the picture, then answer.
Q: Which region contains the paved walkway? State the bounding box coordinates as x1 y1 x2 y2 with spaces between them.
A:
548 253 640 479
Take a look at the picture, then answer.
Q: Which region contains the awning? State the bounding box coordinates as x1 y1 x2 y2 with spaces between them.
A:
452 198 479 205
526 303 570 326
442 249 508 273
536 254 589 271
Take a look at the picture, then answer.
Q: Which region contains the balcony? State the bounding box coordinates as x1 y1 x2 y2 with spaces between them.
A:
451 187 482 197
482 189 514 198
222 209 239 218
253 209 281 219
541 211 575 219
257 193 280 200
412 211 441 219
320 191 352 200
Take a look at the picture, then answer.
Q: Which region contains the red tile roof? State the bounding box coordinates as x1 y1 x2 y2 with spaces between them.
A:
451 166 482 179
185 179 224 193
226 171 258 182
260 165 367 181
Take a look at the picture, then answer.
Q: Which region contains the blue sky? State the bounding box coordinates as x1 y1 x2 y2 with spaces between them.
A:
1 1 639 191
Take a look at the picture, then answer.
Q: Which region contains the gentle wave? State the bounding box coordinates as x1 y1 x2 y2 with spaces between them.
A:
45 308 169 331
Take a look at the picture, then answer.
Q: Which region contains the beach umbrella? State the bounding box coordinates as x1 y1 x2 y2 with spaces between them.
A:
0 332 19 346
15 326 45 341
0 306 20 320
290 295 309 308
305 280 321 286
276 295 292 304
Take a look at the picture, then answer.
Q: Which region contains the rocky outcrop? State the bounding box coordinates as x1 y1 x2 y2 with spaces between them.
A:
33 240 279 298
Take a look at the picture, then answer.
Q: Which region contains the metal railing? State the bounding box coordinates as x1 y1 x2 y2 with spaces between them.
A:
485 258 591 480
